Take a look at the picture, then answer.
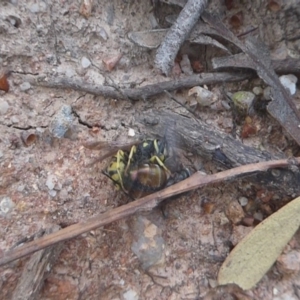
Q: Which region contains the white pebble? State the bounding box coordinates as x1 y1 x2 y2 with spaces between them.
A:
252 86 263 95
81 56 91 68
46 174 57 190
20 82 31 91
263 86 272 100
188 86 218 107
238 196 248 206
279 74 298 95
10 116 19 123
123 289 138 300
99 27 108 41
29 4 40 13
49 190 57 197
17 185 25 192
253 211 263 221
0 100 9 114
0 197 15 215
128 128 135 137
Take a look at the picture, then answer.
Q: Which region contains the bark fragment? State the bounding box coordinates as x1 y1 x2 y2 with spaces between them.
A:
11 226 63 300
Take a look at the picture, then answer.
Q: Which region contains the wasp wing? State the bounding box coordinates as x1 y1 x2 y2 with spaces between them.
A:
83 140 141 161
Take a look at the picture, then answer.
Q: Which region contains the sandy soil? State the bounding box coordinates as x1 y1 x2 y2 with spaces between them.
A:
1 0 300 299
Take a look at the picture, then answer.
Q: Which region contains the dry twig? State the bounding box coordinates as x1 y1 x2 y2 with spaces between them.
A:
154 0 208 75
25 72 252 100
1 158 299 267
212 55 300 74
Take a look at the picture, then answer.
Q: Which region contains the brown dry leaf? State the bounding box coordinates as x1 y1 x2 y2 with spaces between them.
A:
0 73 9 92
218 196 300 290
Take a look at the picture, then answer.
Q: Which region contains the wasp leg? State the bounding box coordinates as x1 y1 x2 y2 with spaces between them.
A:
125 145 136 174
149 155 171 175
153 139 168 161
106 150 127 192
102 170 135 201
114 150 128 192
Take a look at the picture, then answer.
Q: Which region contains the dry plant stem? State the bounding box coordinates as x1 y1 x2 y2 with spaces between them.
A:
154 0 208 75
26 72 252 100
1 158 299 267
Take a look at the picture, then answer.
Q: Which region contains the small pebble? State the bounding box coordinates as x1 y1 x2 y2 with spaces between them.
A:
79 0 93 18
131 217 165 269
263 86 272 100
49 190 57 197
128 128 135 137
230 225 253 246
0 151 3 158
20 82 31 91
81 56 91 69
0 197 15 215
10 116 19 123
29 2 47 13
29 3 40 13
221 100 231 110
252 86 263 95
238 196 248 206
99 27 108 41
188 86 218 107
277 250 300 275
232 91 255 115
46 174 57 190
17 185 25 192
119 279 125 286
102 54 122 71
58 188 68 201
36 24 44 32
208 279 218 288
279 74 298 95
253 211 263 221
49 105 73 138
123 289 138 300
0 100 9 114
225 200 245 224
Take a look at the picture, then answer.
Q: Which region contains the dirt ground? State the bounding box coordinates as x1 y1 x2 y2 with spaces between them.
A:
1 0 300 299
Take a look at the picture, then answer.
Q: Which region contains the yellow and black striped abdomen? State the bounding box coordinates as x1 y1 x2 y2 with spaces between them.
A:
122 163 169 199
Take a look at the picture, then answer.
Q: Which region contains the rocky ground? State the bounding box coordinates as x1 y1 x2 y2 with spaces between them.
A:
0 0 300 299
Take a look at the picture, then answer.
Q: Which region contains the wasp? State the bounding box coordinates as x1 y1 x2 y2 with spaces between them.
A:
84 138 190 199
